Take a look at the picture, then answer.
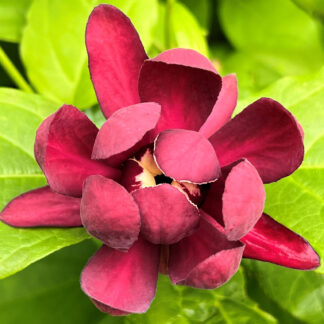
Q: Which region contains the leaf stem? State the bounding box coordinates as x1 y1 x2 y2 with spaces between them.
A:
0 46 33 93
165 0 175 49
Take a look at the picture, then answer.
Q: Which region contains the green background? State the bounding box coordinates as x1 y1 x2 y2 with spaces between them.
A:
0 0 323 323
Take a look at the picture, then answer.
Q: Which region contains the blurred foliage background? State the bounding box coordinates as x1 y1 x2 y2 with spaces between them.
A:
0 0 323 323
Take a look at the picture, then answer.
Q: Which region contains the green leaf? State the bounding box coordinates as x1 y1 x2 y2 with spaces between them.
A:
219 0 324 77
98 270 276 323
108 0 158 51
0 0 32 42
0 88 90 278
179 0 212 30
151 1 208 57
243 260 324 323
237 67 324 273
20 0 158 109
0 240 105 324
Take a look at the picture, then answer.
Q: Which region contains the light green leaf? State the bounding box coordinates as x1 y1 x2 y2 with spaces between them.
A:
237 67 324 273
108 0 158 51
151 2 208 57
0 88 90 279
100 270 275 324
20 0 158 109
244 260 324 323
0 0 32 42
219 0 324 77
0 241 104 324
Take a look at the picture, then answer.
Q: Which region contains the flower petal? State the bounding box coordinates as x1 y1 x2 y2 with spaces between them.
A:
199 74 238 138
0 186 81 227
132 184 200 244
92 102 161 166
169 211 244 288
241 213 320 270
152 48 217 72
81 175 140 251
81 239 160 314
202 159 265 240
86 4 147 117
35 105 121 197
154 129 220 183
138 52 222 134
209 98 304 183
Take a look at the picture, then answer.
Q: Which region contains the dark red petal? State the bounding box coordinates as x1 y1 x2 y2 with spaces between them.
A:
202 159 265 241
81 239 160 314
138 55 222 135
86 4 147 118
209 98 304 183
199 74 238 138
35 105 121 197
81 175 140 251
153 48 217 72
0 186 81 227
132 184 200 245
169 211 244 288
92 102 161 167
154 129 220 184
241 213 320 270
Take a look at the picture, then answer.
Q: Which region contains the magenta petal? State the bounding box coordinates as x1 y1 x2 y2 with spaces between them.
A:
203 159 265 241
154 129 220 183
81 175 140 251
153 48 217 72
169 212 244 288
132 184 200 244
86 5 147 118
0 186 81 227
138 54 222 134
92 102 161 166
199 74 238 138
35 105 121 197
241 213 320 270
81 239 160 314
209 98 304 183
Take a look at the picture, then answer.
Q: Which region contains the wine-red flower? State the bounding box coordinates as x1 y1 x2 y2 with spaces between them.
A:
0 4 320 316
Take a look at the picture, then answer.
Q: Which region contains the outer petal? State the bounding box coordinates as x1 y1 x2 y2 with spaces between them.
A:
92 102 161 167
209 98 304 183
154 129 220 184
199 74 238 138
35 105 121 197
86 4 148 117
81 239 160 314
0 186 81 227
138 53 222 135
241 213 320 270
169 211 244 288
132 184 200 245
202 159 265 241
81 175 140 251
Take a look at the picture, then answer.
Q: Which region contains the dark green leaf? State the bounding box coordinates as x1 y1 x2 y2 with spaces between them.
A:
0 240 104 324
244 260 324 323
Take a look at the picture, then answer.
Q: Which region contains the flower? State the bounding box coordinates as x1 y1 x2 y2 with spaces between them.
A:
0 4 320 316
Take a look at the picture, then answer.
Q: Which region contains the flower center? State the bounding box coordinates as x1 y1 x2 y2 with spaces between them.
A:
154 174 173 185
121 146 205 206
